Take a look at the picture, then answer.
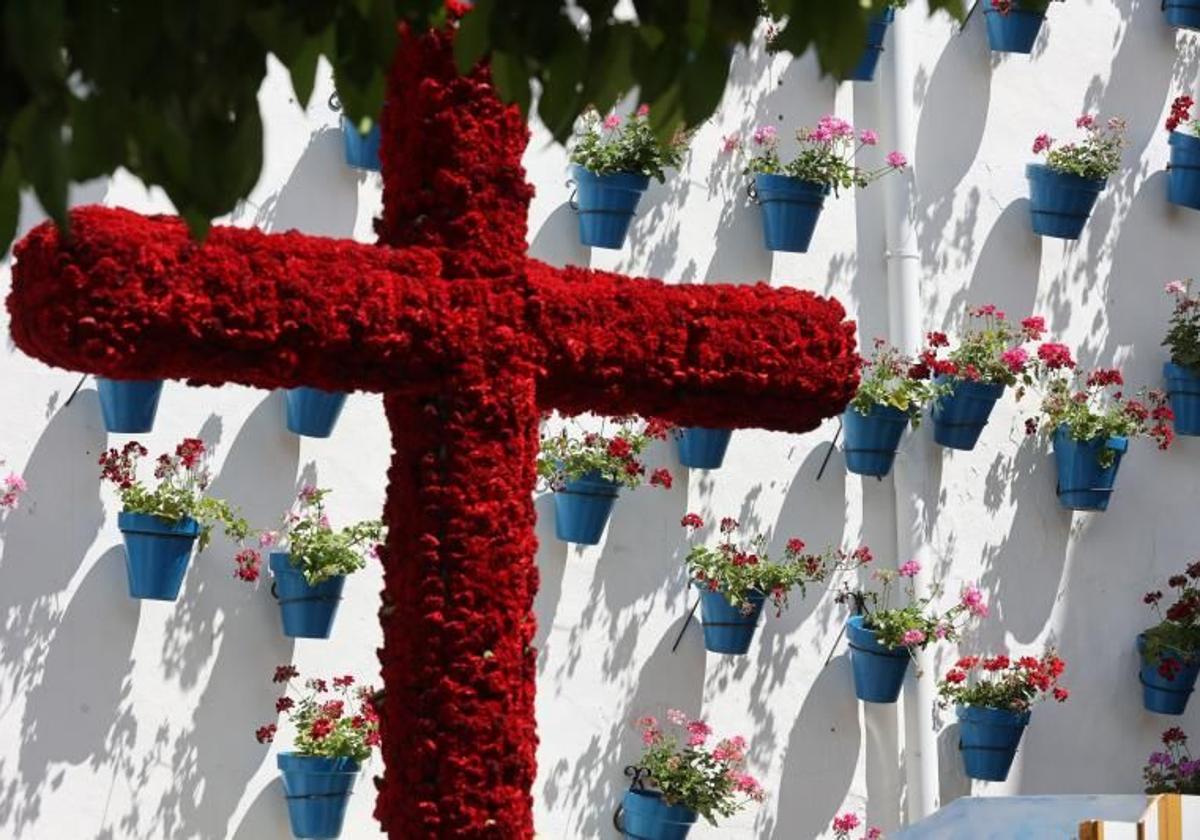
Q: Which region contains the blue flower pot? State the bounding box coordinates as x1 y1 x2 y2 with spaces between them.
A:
97 378 164 433
846 614 911 703
553 471 621 545
341 117 381 171
753 174 831 253
984 9 1045 53
931 377 1004 451
843 404 908 477
1053 425 1127 512
286 387 348 438
278 752 359 839
572 165 650 249
1168 131 1200 211
849 9 895 82
1165 0 1200 31
621 789 697 840
1137 634 1200 716
269 553 346 639
957 705 1030 782
699 589 765 655
118 511 199 601
1165 361 1200 435
1027 163 1106 240
676 428 733 469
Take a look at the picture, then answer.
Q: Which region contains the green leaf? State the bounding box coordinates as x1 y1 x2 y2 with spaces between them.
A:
453 0 495 74
12 102 68 228
287 31 331 110
489 50 531 116
0 152 19 258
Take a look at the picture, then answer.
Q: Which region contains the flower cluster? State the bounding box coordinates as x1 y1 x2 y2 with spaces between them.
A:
1142 562 1200 677
256 667 381 762
632 711 763 824
683 513 870 615
991 0 1060 14
836 559 988 651
1166 95 1199 137
849 339 949 426
916 306 1045 387
1027 349 1174 464
1032 114 1126 181
1144 727 1200 795
1164 279 1200 370
938 652 1069 711
99 438 250 553
569 106 690 183
249 486 385 586
740 115 906 192
832 812 884 840
0 466 26 511
538 417 673 491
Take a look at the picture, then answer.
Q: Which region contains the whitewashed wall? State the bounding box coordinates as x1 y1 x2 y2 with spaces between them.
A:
2 2 1199 838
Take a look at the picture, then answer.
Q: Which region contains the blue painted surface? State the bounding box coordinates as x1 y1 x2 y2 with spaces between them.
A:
97 378 164 433
621 789 697 840
1026 164 1106 240
553 470 621 545
753 174 831 253
699 589 765 655
285 387 348 438
118 511 199 601
846 615 911 703
892 795 1153 839
277 752 359 839
269 552 346 640
573 165 650 249
849 8 896 82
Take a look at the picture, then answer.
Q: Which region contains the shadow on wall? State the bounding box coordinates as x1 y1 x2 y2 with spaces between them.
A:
255 127 359 238
231 779 290 840
528 201 591 271
949 197 1041 323
147 393 299 839
0 392 105 836
532 490 569 664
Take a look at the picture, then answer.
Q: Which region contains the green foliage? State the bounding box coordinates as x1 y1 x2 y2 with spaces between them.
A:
1164 280 1200 370
266 671 381 762
1 0 964 256
568 107 689 183
1141 565 1200 667
537 417 672 490
1037 115 1127 181
836 562 985 651
272 487 385 586
849 340 948 426
742 117 905 193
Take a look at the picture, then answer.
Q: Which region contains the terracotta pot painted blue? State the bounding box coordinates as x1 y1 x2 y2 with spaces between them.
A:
341 117 381 171
843 404 908 477
118 511 199 600
983 9 1045 53
278 752 359 839
931 377 1004 451
1027 163 1106 240
553 471 621 544
957 705 1030 782
270 552 346 639
753 174 831 253
849 8 895 82
846 614 911 703
1137 634 1200 716
572 165 650 249
621 789 697 840
286 387 348 438
97 378 164 433
1165 361 1200 436
1168 131 1200 211
699 589 765 655
1164 0 1200 31
1053 425 1127 512
676 428 733 469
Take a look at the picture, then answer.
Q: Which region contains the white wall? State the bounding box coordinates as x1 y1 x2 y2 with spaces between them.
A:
2 2 1199 838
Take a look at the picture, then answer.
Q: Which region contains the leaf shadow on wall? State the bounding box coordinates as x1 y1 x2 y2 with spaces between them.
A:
0 392 105 836
149 394 299 839
254 126 359 239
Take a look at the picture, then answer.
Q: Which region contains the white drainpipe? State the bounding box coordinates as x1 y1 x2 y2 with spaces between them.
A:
878 7 939 825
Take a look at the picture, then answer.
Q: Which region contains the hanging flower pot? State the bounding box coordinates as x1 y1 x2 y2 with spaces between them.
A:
849 8 896 82
554 470 622 545
572 166 651 249
931 377 1005 451
97 377 164 433
620 789 698 840
843 405 908 477
270 553 346 639
1137 635 1200 716
1026 164 1106 240
846 614 912 703
957 706 1031 781
675 428 733 470
286 387 349 438
983 8 1046 54
341 116 381 172
1169 132 1200 209
278 753 359 839
1164 0 1200 31
752 174 830 253
119 512 199 601
1164 361 1200 435
699 589 765 655
1053 426 1127 512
